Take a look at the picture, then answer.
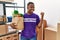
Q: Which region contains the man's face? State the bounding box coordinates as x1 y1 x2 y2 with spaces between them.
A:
27 4 35 13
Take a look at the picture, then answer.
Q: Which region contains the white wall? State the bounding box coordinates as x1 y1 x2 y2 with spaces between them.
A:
26 0 60 28
0 0 60 28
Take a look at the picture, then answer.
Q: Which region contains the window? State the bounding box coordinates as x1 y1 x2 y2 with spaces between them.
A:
6 0 24 17
0 4 4 16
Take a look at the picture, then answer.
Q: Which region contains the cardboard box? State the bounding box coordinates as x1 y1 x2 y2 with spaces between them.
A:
45 27 57 40
0 16 6 25
5 35 12 40
0 25 7 35
6 24 17 33
0 17 3 21
0 36 5 40
12 17 24 30
11 33 19 40
57 23 60 40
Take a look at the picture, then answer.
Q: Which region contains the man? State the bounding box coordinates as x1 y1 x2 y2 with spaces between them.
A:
21 2 44 40
11 2 44 40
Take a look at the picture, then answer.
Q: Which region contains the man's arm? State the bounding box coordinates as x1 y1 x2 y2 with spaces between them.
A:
10 23 17 29
38 12 44 28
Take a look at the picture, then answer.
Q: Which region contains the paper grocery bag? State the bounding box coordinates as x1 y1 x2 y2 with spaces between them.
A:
12 17 24 30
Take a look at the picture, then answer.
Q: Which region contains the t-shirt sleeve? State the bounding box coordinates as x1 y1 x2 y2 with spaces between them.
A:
36 15 40 25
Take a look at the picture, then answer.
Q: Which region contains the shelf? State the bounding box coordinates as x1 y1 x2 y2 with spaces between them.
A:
0 31 17 37
5 6 24 8
0 1 16 4
0 0 25 14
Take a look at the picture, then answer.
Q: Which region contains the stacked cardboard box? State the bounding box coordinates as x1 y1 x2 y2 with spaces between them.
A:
4 33 19 40
6 24 17 33
44 27 57 40
5 35 12 40
0 33 19 40
0 25 7 35
0 36 5 40
11 33 19 40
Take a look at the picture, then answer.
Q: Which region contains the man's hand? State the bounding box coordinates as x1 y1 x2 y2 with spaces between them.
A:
40 12 44 18
10 23 17 29
38 12 44 28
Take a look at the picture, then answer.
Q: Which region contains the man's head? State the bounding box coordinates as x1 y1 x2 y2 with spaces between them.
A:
27 2 35 13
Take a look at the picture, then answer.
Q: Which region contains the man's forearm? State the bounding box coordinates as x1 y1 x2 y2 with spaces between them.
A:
37 12 44 28
10 23 17 29
38 17 43 28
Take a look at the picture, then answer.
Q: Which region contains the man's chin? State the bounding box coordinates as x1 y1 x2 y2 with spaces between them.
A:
30 10 34 13
30 11 33 13
28 10 34 13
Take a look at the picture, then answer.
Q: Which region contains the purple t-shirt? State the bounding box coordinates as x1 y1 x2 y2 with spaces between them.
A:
21 13 40 38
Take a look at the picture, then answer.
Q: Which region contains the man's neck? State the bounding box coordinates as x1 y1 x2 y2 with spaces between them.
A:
27 12 33 15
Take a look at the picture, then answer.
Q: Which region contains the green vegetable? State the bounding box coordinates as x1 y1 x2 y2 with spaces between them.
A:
12 10 24 17
12 10 19 17
13 10 19 14
20 13 24 17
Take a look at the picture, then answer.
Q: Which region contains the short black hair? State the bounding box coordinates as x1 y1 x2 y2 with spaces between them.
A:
27 2 34 6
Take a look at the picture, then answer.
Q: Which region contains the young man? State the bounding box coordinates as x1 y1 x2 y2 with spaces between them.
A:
11 2 44 40
21 2 44 40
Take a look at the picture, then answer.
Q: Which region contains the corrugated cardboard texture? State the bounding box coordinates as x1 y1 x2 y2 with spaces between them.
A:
45 29 57 40
0 36 5 40
57 23 60 40
5 34 13 40
11 33 19 40
0 25 7 35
